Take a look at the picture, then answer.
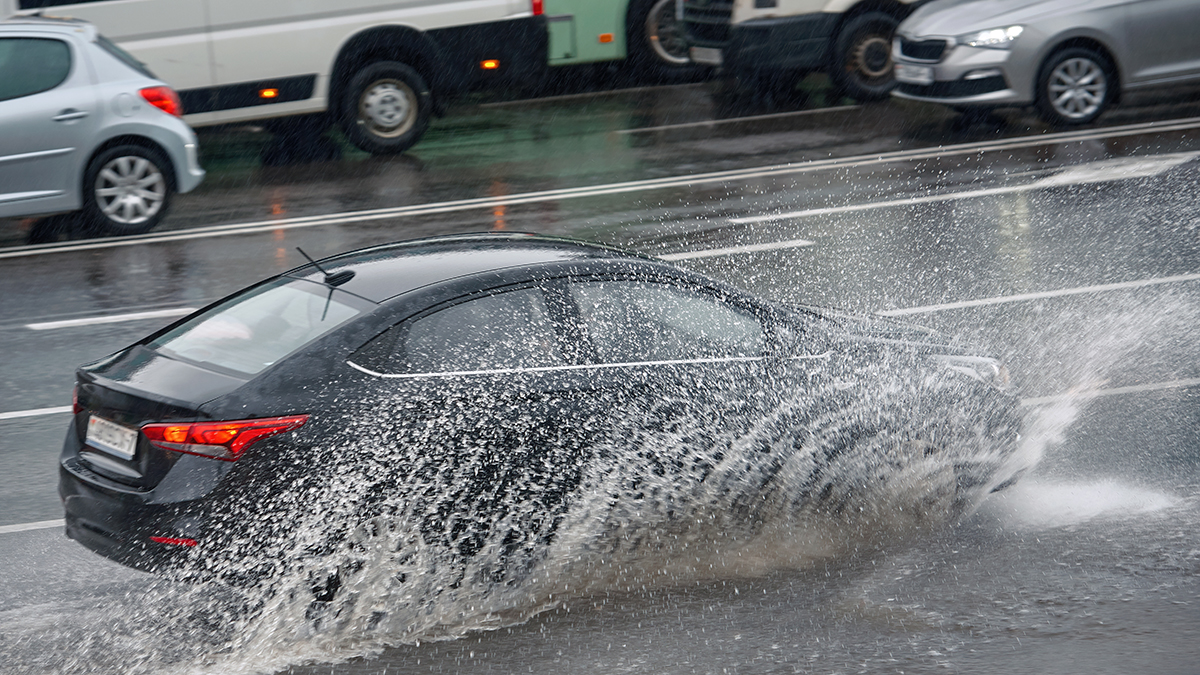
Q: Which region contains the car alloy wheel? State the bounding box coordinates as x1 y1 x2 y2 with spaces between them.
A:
1047 57 1107 121
82 144 174 235
95 155 166 227
358 78 417 139
645 0 690 66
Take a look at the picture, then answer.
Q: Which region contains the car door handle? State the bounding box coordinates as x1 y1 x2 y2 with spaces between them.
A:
53 109 89 122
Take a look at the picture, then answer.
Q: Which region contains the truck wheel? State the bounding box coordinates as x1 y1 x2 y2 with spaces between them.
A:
82 144 173 235
830 12 900 101
1035 47 1113 126
340 61 432 155
627 0 705 82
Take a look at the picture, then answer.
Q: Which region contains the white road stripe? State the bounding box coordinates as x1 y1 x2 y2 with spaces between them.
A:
1020 379 1200 407
0 405 72 421
877 272 1200 316
615 105 861 135
25 307 197 331
3 116 1200 260
660 238 815 260
0 519 64 535
731 151 1200 224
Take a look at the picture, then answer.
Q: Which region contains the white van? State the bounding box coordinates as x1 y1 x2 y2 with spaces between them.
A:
3 0 548 154
681 0 922 101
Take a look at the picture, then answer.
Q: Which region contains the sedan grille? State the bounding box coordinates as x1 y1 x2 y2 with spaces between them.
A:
682 0 735 46
899 37 949 62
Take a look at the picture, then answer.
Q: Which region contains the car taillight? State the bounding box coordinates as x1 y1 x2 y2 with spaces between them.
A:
142 415 309 461
139 86 183 117
72 386 82 415
532 0 543 16
150 536 198 547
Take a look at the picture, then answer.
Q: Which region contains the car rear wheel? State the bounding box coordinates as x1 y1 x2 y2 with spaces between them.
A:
340 61 432 155
1036 47 1113 126
82 144 173 235
830 12 900 102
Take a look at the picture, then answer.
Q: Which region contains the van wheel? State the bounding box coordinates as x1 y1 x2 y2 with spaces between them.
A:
1035 47 1113 126
830 12 900 101
340 61 432 155
627 0 705 82
82 144 173 235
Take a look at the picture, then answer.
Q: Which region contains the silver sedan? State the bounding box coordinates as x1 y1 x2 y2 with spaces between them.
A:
890 0 1200 126
0 16 204 235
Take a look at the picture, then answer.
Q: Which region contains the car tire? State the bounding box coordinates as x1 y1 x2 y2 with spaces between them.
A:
339 61 432 155
1035 47 1114 127
81 144 174 236
626 0 705 82
830 12 900 102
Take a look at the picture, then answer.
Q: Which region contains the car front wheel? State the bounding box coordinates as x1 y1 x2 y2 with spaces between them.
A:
1036 47 1113 126
340 61 432 155
82 144 173 235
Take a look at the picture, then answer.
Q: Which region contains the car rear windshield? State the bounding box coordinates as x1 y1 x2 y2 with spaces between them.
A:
149 278 363 376
94 34 155 78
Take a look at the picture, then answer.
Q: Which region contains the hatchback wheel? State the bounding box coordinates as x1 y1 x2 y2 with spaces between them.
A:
340 61 432 155
830 12 900 101
83 144 173 235
1036 48 1113 126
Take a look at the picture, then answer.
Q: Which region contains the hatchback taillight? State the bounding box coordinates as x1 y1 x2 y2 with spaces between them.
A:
139 86 183 117
142 415 309 461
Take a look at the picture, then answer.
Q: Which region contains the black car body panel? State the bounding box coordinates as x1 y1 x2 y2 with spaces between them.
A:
59 233 1025 577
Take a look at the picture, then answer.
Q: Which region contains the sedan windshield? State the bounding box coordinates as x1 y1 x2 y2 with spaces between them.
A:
149 278 362 376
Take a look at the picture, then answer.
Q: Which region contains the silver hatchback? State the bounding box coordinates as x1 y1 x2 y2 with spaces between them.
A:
0 16 204 235
891 0 1200 126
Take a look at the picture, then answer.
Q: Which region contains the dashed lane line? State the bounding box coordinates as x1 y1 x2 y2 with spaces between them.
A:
3 116 1200 260
0 519 63 535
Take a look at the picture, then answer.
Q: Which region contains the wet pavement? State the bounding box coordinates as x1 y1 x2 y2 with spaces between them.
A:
2 76 1200 674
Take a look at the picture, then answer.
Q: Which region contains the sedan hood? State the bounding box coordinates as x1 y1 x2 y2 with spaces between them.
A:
904 0 1093 37
788 304 961 352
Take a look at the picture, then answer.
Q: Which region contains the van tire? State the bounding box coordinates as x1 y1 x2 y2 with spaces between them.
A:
627 0 705 82
340 61 432 155
830 12 900 102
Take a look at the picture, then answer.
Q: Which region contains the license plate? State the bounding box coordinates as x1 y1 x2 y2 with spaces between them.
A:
86 416 138 460
895 63 934 85
689 46 723 66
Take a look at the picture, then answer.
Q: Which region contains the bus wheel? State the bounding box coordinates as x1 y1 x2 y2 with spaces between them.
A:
340 61 432 155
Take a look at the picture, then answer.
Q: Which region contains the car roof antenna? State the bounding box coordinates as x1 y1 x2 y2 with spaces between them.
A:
296 247 355 287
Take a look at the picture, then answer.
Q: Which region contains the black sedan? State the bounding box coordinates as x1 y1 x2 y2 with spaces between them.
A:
60 233 1025 592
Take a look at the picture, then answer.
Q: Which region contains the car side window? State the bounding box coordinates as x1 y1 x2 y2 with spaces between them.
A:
400 288 565 374
0 38 72 102
568 280 765 364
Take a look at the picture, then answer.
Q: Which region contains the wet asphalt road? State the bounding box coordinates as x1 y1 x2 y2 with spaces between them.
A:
1 77 1199 674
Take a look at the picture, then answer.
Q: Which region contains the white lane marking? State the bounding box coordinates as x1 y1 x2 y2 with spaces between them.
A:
877 272 1200 317
614 105 861 135
0 405 72 421
660 238 815 260
25 307 197 331
4 116 1200 260
1021 378 1200 407
732 151 1200 224
0 519 63 535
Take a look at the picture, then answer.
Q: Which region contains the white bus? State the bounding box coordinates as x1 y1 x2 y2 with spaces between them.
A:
3 0 548 154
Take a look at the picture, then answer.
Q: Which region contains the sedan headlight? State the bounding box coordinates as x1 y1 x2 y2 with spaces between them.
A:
938 355 1012 391
957 25 1023 49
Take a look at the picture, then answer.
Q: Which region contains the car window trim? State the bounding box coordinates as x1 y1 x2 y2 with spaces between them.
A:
347 352 831 380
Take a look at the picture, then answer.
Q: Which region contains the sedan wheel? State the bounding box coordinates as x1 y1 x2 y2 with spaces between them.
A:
1037 48 1113 126
83 145 173 235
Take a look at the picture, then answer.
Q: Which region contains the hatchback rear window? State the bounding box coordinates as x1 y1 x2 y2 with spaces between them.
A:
149 279 364 376
94 34 156 78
